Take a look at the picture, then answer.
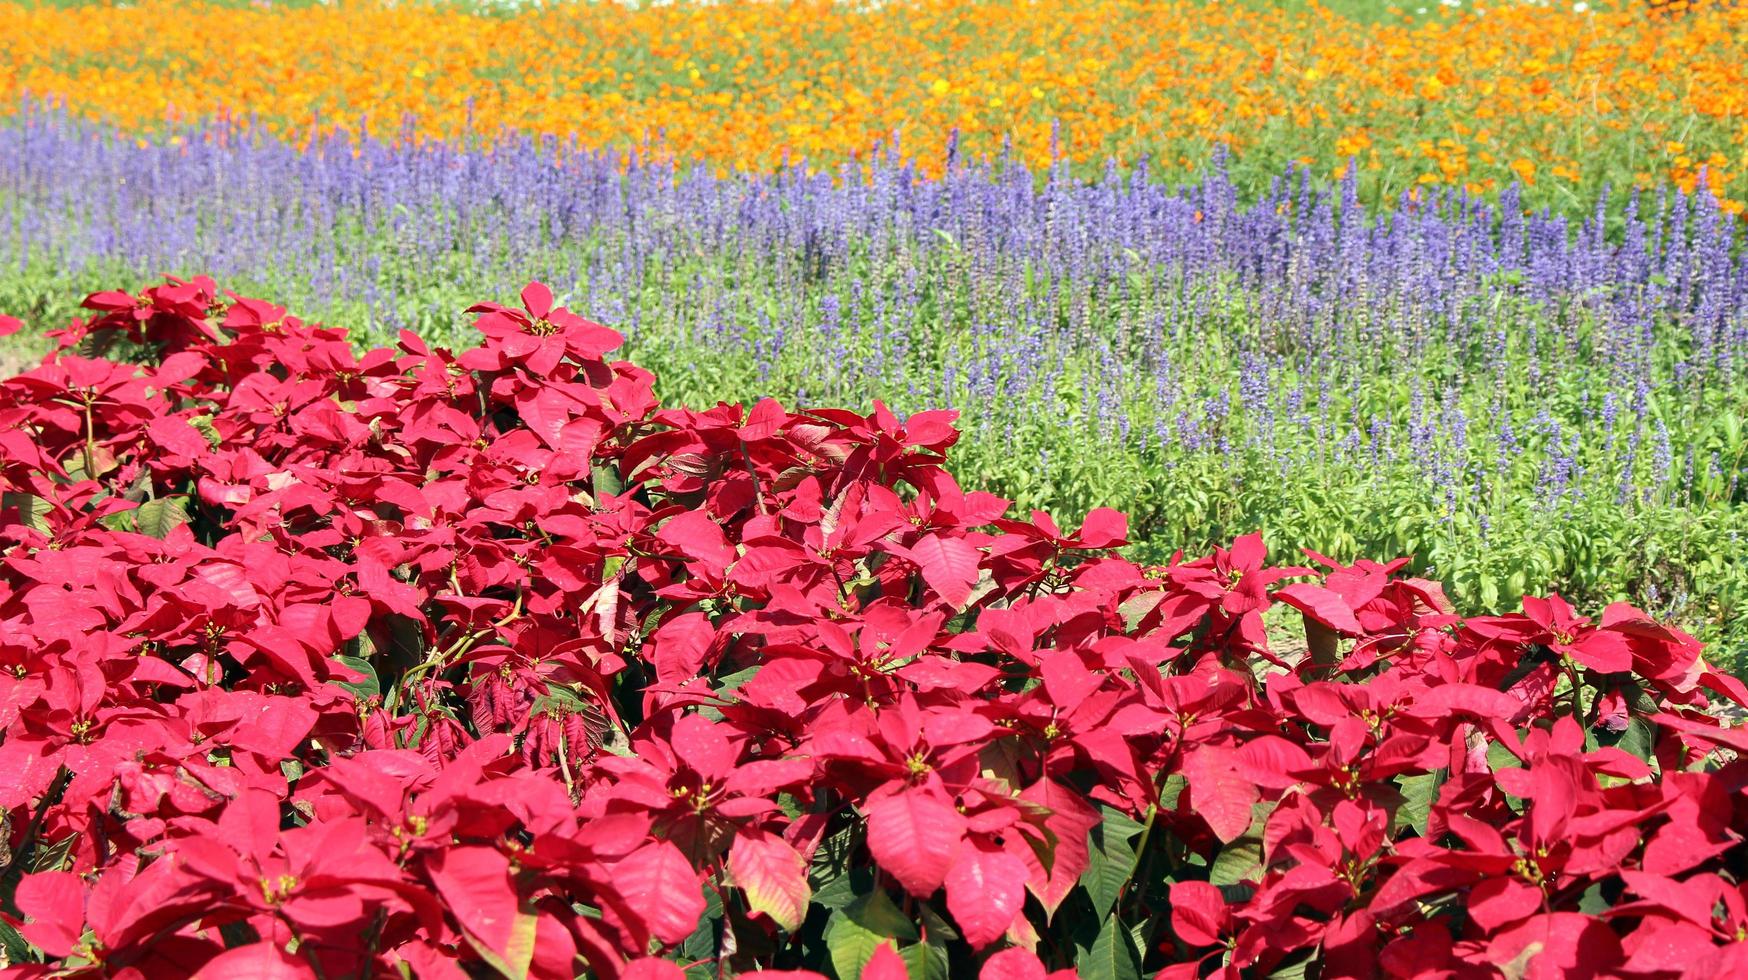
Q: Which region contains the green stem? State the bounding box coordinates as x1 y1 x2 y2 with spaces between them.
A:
0 766 71 876
359 908 389 976
556 729 577 799
1121 803 1160 910
1564 658 1589 724
395 591 523 694
81 397 97 480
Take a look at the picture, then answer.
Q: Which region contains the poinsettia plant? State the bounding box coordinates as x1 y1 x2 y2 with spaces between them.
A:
1 277 1747 979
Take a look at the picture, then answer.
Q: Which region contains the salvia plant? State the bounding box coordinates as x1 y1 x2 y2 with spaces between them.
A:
1 277 1747 978
5 108 1747 663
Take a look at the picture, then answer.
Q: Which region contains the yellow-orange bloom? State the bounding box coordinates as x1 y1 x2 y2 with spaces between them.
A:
0 0 1742 206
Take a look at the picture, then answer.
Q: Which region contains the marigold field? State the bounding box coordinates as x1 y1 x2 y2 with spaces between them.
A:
1 0 1747 206
3 2 1748 979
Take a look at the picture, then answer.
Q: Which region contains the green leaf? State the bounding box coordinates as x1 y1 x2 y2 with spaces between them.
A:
1157 773 1188 811
698 663 762 721
680 881 724 979
383 614 427 677
2 491 52 533
1208 836 1263 888
1616 716 1656 763
824 891 917 980
1081 835 1134 920
98 509 137 532
1116 591 1165 633
1395 770 1445 838
0 916 37 965
811 864 874 911
188 415 222 448
529 684 590 715
914 900 958 945
134 496 191 539
1080 806 1145 918
1487 738 1528 810
218 920 259 949
29 834 76 873
1267 953 1314 979
900 941 949 980
1076 913 1142 980
809 823 867 909
333 654 380 700
592 460 625 499
1486 738 1524 772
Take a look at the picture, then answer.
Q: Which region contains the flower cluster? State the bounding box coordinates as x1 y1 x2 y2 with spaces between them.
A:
3 0 1747 203
2 278 1746 978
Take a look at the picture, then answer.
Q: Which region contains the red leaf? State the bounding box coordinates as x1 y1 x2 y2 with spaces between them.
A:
738 397 787 442
652 612 717 683
1274 583 1362 635
1486 913 1623 979
426 846 538 978
861 943 908 980
1040 652 1101 710
1467 877 1544 933
1290 684 1353 726
1235 735 1312 790
1417 683 1525 721
1619 920 1719 975
980 948 1049 980
863 788 966 896
613 841 707 946
945 837 1028 949
1183 746 1258 843
1568 632 1633 674
520 281 554 319
1701 670 1748 707
1642 818 1735 875
0 739 59 810
1228 532 1266 570
1169 880 1227 948
15 871 84 958
193 561 262 609
902 533 982 607
191 943 318 979
729 829 811 933
1074 508 1129 549
657 511 736 573
622 960 688 980
147 415 213 457
669 713 736 780
1019 778 1101 916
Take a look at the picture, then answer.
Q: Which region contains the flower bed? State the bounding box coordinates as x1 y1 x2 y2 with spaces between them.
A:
1 279 1745 978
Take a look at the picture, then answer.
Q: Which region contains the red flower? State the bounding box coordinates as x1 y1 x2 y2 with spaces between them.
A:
461 281 622 376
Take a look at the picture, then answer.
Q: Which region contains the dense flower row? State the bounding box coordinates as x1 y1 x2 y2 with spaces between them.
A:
6 109 1747 657
1 0 1746 205
2 279 1748 977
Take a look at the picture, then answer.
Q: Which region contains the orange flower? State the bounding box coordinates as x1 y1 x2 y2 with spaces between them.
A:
0 0 1741 206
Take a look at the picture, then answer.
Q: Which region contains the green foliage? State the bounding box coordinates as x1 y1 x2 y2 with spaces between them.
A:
823 892 917 980
2 170 1745 670
1076 914 1144 980
1081 807 1145 919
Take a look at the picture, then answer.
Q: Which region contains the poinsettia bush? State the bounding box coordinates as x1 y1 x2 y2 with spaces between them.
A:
2 277 1748 979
